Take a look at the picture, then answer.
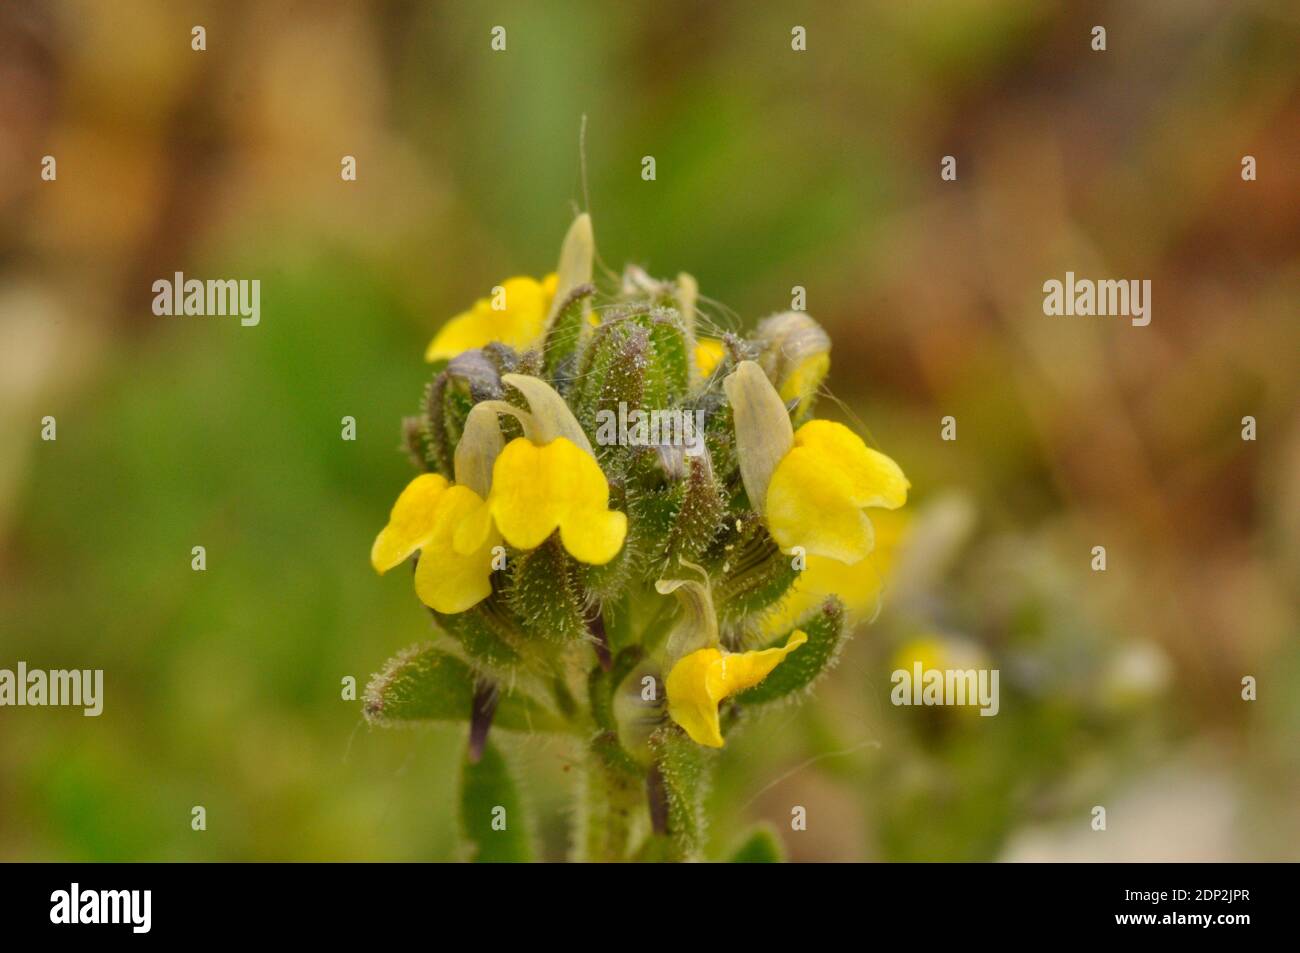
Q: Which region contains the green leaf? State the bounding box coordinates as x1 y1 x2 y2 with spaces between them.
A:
460 739 535 862
737 597 846 705
362 642 563 731
726 823 786 862
363 643 472 724
435 597 528 677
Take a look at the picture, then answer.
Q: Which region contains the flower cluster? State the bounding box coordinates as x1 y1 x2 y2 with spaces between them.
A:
364 215 908 861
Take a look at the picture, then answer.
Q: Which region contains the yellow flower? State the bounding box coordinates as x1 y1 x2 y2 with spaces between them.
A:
370 473 501 614
371 372 628 613
762 508 909 637
488 436 627 564
694 337 726 377
425 274 559 362
423 214 596 363
724 360 908 565
765 419 909 564
665 631 807 747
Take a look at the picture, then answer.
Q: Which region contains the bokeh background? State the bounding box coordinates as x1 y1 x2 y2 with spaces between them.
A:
1 0 1297 861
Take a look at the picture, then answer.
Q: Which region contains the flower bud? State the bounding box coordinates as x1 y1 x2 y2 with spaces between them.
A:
755 311 831 420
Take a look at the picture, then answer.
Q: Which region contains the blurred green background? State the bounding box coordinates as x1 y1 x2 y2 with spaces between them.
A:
1 0 1297 861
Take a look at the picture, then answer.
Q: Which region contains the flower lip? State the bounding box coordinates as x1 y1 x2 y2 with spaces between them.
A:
425 274 558 363
665 630 808 748
487 435 627 565
370 473 451 574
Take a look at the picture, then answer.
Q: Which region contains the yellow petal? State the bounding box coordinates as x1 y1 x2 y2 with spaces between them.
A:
451 491 494 556
765 420 909 562
370 473 451 573
759 511 908 638
541 273 559 298
488 437 627 564
666 631 807 748
425 275 556 362
791 420 909 509
778 351 830 409
413 485 499 614
559 509 628 565
664 649 726 747
694 338 726 377
766 443 874 562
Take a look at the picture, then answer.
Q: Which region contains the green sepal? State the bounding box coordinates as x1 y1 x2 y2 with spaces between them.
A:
737 597 846 705
581 478 637 602
646 309 691 403
709 517 799 624
663 454 725 565
725 823 786 862
543 283 595 375
573 318 657 462
401 415 431 472
460 739 535 862
506 537 587 643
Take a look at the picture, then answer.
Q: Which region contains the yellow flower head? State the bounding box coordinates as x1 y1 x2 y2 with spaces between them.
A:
665 631 807 747
425 274 559 362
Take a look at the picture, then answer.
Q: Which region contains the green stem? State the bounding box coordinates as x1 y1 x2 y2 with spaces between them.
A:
576 742 644 862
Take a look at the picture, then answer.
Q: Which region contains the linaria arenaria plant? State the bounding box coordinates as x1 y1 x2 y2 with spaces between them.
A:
363 214 909 862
